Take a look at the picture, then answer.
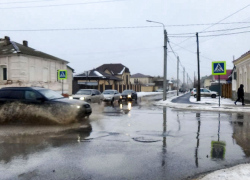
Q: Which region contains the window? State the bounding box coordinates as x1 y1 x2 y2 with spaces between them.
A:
0 91 11 98
25 91 42 100
3 68 7 80
204 89 210 92
95 90 100 95
9 91 24 99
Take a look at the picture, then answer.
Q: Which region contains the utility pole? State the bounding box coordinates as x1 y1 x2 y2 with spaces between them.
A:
196 32 201 101
194 71 195 88
147 20 167 101
177 56 180 96
187 73 188 88
163 29 167 101
183 67 185 89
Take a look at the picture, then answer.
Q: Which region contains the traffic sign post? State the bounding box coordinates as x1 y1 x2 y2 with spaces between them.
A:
58 70 67 95
212 61 226 107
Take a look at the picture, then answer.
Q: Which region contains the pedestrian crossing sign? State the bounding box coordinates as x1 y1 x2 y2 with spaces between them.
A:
58 70 67 80
212 61 226 75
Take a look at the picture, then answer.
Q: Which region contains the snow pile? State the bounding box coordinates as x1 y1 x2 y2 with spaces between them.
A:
137 91 177 97
189 96 235 105
94 71 104 77
200 164 250 180
118 67 125 75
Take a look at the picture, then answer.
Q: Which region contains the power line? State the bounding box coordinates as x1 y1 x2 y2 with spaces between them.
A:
168 25 250 35
0 0 57 5
168 29 250 38
173 2 250 47
0 26 161 32
0 0 128 9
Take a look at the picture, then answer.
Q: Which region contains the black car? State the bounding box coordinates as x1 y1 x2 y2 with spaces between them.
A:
119 90 137 102
0 87 92 120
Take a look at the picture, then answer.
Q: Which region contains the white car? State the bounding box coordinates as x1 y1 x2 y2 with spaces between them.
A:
69 89 104 103
102 90 121 103
191 88 218 98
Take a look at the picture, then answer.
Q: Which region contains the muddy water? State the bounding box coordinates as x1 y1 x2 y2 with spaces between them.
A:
2 95 250 179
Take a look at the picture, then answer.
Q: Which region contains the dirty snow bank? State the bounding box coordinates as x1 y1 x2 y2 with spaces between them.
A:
137 90 176 97
189 96 235 105
200 164 250 180
155 97 250 113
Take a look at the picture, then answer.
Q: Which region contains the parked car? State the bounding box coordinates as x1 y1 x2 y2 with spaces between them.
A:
191 88 218 98
69 89 104 103
102 89 120 103
0 87 92 119
120 90 137 101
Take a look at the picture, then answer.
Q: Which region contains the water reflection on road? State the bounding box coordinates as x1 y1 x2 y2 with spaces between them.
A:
1 100 250 180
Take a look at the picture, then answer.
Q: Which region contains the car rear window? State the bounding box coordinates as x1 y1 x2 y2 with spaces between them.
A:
9 91 25 99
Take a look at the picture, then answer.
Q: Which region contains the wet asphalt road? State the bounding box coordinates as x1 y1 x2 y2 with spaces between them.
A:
172 93 195 104
1 95 250 180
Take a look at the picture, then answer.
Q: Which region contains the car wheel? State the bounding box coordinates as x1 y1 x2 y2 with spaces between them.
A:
111 98 114 104
87 99 91 103
211 94 216 98
194 94 196 98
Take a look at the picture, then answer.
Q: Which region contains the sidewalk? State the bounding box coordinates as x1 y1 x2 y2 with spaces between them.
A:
198 164 250 180
154 93 250 113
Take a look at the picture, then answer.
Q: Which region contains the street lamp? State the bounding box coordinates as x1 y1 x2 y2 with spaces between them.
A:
146 20 168 101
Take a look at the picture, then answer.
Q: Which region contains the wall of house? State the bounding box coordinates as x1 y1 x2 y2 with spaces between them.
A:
0 55 71 94
235 54 250 101
130 77 153 84
141 86 154 92
204 79 212 88
116 72 130 85
67 66 73 95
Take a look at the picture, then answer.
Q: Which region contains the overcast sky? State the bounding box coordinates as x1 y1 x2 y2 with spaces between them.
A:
1 0 250 81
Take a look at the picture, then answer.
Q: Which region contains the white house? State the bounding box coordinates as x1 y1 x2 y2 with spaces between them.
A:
0 36 73 95
233 50 250 101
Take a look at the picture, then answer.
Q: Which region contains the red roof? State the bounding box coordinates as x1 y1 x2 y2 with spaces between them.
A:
214 70 232 80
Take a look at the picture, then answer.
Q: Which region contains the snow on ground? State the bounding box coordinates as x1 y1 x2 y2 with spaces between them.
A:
189 96 235 105
137 90 176 97
200 164 250 180
155 94 250 113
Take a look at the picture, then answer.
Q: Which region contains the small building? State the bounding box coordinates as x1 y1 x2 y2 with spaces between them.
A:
95 63 130 85
130 73 154 85
153 77 173 91
0 36 73 95
201 75 213 88
233 50 250 101
73 63 140 93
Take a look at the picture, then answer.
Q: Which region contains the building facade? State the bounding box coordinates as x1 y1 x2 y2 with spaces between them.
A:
0 36 73 95
233 50 250 100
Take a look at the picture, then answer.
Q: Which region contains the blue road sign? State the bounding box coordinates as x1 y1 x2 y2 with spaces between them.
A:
58 70 67 80
212 61 226 75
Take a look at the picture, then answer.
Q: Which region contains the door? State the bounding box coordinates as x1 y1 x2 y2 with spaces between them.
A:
203 89 210 97
115 91 120 100
3 68 7 80
200 89 204 97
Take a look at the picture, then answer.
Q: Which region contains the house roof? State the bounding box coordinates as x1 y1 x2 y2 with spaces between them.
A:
233 50 250 63
0 37 68 63
75 69 123 81
214 70 232 80
96 63 130 75
131 73 152 78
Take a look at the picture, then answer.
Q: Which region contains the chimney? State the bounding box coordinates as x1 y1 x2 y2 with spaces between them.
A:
23 40 28 47
4 36 11 45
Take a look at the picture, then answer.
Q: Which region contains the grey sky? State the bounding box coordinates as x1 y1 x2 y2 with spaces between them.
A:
1 0 250 81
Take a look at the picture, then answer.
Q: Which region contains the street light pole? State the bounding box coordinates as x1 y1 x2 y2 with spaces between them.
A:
147 20 167 101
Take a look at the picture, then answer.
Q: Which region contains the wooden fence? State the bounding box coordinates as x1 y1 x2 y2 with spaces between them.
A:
221 84 232 98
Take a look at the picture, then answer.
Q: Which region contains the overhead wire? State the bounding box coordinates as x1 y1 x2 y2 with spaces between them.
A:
172 2 250 47
0 0 128 9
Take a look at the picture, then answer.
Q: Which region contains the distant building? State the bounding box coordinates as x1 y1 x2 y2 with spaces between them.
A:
0 36 73 94
130 73 153 85
73 63 135 93
96 63 130 85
